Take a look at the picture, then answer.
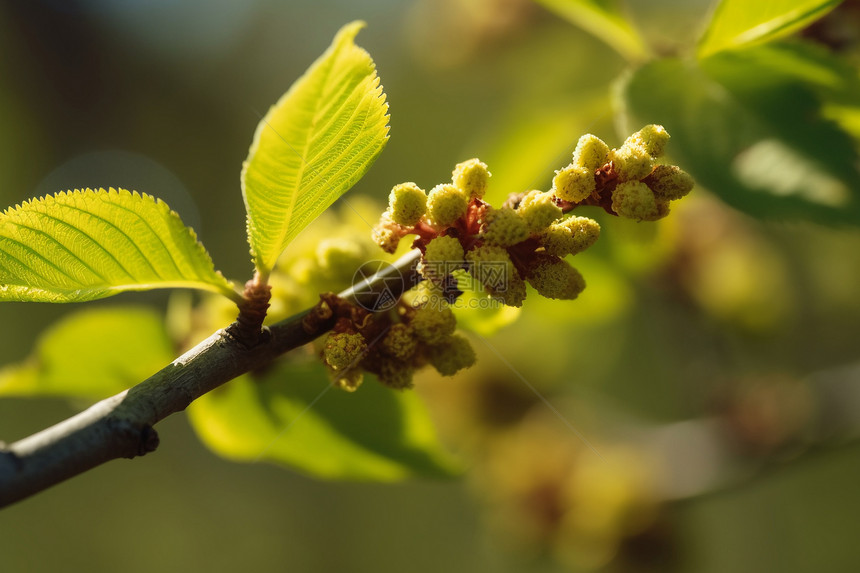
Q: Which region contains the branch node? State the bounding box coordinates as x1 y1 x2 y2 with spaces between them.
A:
227 276 272 348
138 425 159 456
302 293 367 336
302 293 335 334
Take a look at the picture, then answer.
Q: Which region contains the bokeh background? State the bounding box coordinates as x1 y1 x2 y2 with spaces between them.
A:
2 0 860 571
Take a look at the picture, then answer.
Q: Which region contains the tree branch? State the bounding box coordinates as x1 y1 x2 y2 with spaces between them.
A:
0 250 421 508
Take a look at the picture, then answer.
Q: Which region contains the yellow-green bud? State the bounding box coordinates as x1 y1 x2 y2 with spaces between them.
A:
645 164 695 201
381 323 418 361
333 369 364 392
490 271 527 307
466 245 527 307
611 180 661 222
626 124 670 158
377 358 414 390
540 216 601 257
388 182 427 226
572 134 610 171
421 235 465 281
452 158 490 199
316 238 365 282
411 305 457 345
481 207 529 247
372 213 402 254
323 332 368 371
424 235 465 264
552 165 596 203
516 190 562 233
466 244 513 291
527 256 586 300
426 334 476 376
408 279 446 309
426 184 469 227
610 143 654 181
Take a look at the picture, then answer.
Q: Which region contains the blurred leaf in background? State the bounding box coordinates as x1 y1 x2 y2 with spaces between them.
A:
188 360 458 480
616 49 860 225
533 0 650 60
0 306 172 400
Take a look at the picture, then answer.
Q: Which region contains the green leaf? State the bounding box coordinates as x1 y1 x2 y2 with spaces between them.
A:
728 40 860 102
188 360 458 481
615 55 860 225
716 40 860 139
242 21 390 276
0 188 238 303
0 306 173 399
534 0 649 61
697 0 842 58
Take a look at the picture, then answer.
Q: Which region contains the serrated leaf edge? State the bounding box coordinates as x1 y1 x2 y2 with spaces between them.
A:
0 188 239 302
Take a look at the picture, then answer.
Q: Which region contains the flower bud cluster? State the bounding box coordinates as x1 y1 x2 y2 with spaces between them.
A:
373 157 602 309
551 125 694 222
373 159 490 254
319 296 476 392
360 127 694 391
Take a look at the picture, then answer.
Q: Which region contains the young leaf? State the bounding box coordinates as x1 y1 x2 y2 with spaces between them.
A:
0 306 173 399
0 188 238 303
534 0 650 62
188 361 458 481
697 0 842 59
242 21 390 277
615 56 860 225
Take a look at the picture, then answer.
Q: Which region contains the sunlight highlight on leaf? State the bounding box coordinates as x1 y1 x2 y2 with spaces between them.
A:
242 21 390 276
534 0 649 61
0 188 237 302
697 0 842 58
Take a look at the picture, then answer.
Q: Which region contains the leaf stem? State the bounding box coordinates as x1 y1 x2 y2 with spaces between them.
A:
226 284 248 306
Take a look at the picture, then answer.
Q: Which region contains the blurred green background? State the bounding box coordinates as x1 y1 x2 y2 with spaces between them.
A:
2 0 860 571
